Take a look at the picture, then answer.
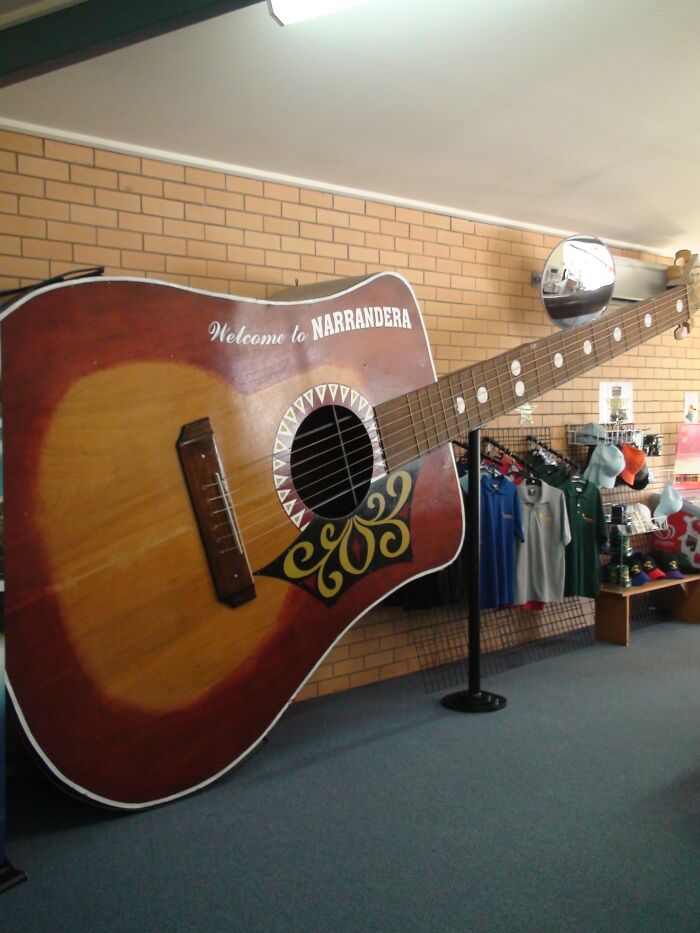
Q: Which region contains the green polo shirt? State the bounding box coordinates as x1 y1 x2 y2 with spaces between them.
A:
562 477 608 598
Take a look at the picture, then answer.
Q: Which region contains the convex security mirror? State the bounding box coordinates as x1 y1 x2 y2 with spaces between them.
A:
541 235 615 329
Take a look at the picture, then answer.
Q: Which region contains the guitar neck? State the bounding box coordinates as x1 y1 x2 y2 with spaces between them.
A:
375 283 691 471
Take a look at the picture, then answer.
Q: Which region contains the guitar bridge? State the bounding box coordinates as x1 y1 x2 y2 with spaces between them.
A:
177 418 256 607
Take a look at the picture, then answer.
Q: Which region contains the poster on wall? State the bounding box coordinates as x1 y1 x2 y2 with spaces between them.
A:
598 381 634 424
684 392 699 423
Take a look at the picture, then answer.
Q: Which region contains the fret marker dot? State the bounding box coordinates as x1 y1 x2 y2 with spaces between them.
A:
677 298 684 313
510 359 521 376
583 340 593 355
477 386 488 404
515 380 525 397
644 313 652 328
455 396 466 415
554 352 564 368
613 327 622 341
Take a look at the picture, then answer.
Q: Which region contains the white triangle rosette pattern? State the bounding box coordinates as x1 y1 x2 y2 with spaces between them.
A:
273 383 386 529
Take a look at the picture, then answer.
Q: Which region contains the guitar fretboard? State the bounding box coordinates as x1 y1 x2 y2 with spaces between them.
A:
375 284 691 471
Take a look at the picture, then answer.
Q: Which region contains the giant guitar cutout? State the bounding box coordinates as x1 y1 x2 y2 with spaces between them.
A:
1 239 698 808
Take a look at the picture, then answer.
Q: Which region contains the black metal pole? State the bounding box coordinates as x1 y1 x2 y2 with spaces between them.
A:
441 427 507 713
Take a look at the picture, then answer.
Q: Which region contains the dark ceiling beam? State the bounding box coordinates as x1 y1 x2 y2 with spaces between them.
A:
0 0 261 88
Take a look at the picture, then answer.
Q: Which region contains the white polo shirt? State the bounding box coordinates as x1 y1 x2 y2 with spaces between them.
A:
516 481 572 604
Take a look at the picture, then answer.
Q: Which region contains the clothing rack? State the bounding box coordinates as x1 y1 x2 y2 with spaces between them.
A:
482 435 527 470
526 435 582 473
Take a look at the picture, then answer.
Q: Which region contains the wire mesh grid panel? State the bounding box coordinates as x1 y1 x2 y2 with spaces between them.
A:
410 426 597 693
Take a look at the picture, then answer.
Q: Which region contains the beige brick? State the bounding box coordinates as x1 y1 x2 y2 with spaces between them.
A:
45 179 94 206
97 228 142 250
245 264 283 285
317 676 350 696
23 238 72 261
46 221 94 245
187 239 226 261
70 164 117 190
142 196 184 219
45 139 93 166
334 228 364 247
283 202 316 223
121 250 166 272
0 192 17 213
0 171 44 197
185 166 225 190
349 214 380 234
334 194 364 215
299 221 332 242
142 158 184 182
95 188 140 212
225 175 264 196
0 130 43 155
205 224 244 245
301 254 334 275
119 211 162 234
365 200 393 219
163 217 204 240
225 209 263 231
206 259 247 279
74 244 120 266
163 180 205 204
264 216 298 237
0 234 20 255
380 219 409 237
244 230 279 250
1 214 46 237
335 259 366 276
166 255 207 276
19 195 69 221
349 245 379 264
95 149 141 173
281 235 315 256
317 241 347 260
227 245 264 265
205 188 244 210
264 181 299 203
119 173 163 197
265 251 300 270
18 154 69 181
188 276 229 294
70 203 117 227
144 234 186 256
245 195 282 217
0 255 49 279
0 151 16 172
185 202 225 225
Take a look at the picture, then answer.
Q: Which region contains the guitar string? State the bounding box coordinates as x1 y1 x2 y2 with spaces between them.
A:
211 295 688 528
219 282 689 500
217 285 688 500
216 289 689 547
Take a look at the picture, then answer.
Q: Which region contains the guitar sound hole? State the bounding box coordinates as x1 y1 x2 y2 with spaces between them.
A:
290 405 374 519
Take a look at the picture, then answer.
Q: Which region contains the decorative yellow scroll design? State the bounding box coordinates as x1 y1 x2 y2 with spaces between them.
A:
282 470 412 600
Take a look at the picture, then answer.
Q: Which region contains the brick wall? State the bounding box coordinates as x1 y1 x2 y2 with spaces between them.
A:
1 127 695 700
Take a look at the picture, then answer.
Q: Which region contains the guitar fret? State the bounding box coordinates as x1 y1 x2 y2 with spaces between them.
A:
375 283 692 472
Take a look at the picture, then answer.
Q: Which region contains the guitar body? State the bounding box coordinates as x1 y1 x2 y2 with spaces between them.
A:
2 272 463 808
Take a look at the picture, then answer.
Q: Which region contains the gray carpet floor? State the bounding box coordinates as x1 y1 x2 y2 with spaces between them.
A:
3 621 700 932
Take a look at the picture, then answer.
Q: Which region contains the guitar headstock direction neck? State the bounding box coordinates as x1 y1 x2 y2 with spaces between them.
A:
666 249 699 339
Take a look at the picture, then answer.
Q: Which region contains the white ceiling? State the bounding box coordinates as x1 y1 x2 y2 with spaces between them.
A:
1 0 699 255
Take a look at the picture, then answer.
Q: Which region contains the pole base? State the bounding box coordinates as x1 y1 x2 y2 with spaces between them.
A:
441 690 507 713
0 859 27 894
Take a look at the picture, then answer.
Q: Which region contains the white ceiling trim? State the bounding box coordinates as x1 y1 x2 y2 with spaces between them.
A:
0 115 672 258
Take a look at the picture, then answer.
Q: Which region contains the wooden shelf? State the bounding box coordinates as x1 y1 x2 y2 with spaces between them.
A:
595 574 700 646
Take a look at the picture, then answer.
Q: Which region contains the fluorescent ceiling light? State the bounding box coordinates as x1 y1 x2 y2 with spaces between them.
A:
268 0 369 26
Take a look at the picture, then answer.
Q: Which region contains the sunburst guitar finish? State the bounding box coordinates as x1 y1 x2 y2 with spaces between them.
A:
2 273 464 808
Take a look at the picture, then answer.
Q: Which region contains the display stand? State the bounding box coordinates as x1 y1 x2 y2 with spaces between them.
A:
441 428 507 713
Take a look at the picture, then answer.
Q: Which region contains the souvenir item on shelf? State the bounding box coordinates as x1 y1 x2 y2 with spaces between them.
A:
653 481 683 520
583 443 625 488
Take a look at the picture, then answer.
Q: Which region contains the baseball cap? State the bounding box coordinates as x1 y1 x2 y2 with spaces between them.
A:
653 482 683 520
583 443 625 488
629 560 651 585
626 502 654 533
650 551 685 578
642 556 666 580
618 443 646 486
576 422 607 444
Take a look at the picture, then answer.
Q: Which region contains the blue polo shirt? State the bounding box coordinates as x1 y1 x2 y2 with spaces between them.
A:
480 474 524 609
